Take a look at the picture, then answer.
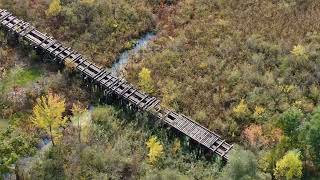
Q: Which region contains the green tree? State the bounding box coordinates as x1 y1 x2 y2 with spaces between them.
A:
0 127 36 174
138 68 154 94
219 146 270 180
32 92 67 146
278 107 303 138
274 150 302 180
46 0 61 17
306 106 320 167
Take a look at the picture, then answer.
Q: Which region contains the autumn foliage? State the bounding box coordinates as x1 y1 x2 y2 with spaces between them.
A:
32 91 67 146
146 136 164 164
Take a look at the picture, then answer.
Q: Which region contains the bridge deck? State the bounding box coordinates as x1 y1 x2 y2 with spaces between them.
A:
0 9 233 160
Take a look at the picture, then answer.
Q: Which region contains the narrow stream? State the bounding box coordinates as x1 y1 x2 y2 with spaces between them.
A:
3 32 157 179
109 32 156 75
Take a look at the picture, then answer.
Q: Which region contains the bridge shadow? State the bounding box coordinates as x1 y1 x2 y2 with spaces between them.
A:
3 29 226 166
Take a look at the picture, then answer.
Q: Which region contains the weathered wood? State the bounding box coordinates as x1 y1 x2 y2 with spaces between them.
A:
0 9 233 161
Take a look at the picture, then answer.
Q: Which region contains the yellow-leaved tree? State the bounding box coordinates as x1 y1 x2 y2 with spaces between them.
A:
32 92 67 146
233 99 250 117
146 136 164 164
46 0 62 17
138 68 154 94
274 150 302 180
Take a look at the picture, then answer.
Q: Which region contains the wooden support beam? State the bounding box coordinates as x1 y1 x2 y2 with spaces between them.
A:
60 49 74 62
2 16 15 25
161 111 171 121
124 89 137 98
75 58 86 68
45 40 57 50
20 26 34 36
141 97 156 110
93 70 105 80
54 46 67 57
39 35 49 47
111 80 125 91
96 72 110 82
146 99 160 111
12 20 25 32
71 53 82 63
16 23 30 33
120 85 132 96
0 12 10 22
107 78 120 89
211 140 225 154
9 19 21 30
221 144 233 157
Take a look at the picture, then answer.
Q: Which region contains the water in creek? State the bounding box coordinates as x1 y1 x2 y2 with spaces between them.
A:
109 32 156 75
1 33 157 178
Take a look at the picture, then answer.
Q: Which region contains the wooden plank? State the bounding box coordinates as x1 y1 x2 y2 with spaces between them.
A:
29 30 47 44
161 111 171 121
141 97 155 109
206 136 219 148
136 95 148 107
108 78 122 90
120 85 132 96
175 117 186 130
106 78 119 89
0 13 10 22
124 89 137 98
186 123 197 135
2 15 14 25
140 97 156 110
93 70 105 80
83 68 96 78
1 15 14 24
59 49 74 61
16 23 30 33
25 33 41 44
112 80 125 91
221 144 233 157
38 35 49 47
45 40 58 50
181 120 192 132
70 53 81 62
14 21 25 32
146 99 160 111
75 58 86 68
201 133 211 145
53 46 67 57
12 21 25 32
101 76 113 87
20 26 35 36
127 94 140 104
211 140 225 153
0 12 10 22
8 19 21 29
190 128 201 140
81 61 92 72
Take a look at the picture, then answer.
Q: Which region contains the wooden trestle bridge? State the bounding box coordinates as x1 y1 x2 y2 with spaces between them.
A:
0 9 233 161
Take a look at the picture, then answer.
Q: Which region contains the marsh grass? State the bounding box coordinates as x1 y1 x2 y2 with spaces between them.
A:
0 66 42 93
